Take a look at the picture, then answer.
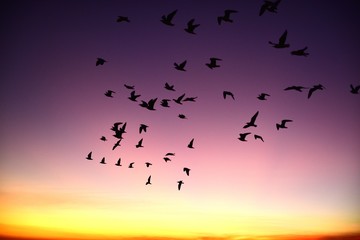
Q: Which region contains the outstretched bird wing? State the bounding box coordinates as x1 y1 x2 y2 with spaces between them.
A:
250 111 259 124
279 30 288 45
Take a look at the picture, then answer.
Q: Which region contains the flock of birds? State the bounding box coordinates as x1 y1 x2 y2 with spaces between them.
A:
87 0 359 191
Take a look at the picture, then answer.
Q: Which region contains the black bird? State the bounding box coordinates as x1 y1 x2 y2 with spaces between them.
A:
160 99 171 107
187 138 194 149
254 134 264 142
165 152 175 156
128 162 135 168
350 84 360 94
178 114 187 119
161 9 177 26
177 180 184 190
174 60 187 71
136 138 144 148
128 90 141 101
291 47 309 57
259 0 281 16
100 136 107 141
115 158 122 166
117 16 130 23
173 93 186 104
145 162 152 167
163 157 171 162
257 93 270 100
112 140 121 150
238 132 251 141
206 58 222 69
284 86 308 92
146 175 152 185
243 111 259 128
184 19 200 34
111 122 123 132
112 122 127 139
139 124 148 134
223 91 235 100
308 84 325 99
183 167 191 176
276 119 293 130
96 58 106 66
183 96 197 102
139 98 157 110
218 9 238 25
269 30 289 48
104 90 115 97
124 84 135 89
164 82 175 91
86 151 93 160
100 157 106 164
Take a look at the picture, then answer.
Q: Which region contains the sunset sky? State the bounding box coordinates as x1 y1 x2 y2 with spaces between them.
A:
1 0 359 239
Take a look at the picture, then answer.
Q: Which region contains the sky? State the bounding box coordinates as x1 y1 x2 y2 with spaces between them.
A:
0 0 360 239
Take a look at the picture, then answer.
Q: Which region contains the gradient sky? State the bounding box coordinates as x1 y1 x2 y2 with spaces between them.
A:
1 1 360 239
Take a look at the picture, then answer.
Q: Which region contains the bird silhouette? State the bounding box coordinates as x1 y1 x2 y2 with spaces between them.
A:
187 138 194 149
243 111 259 128
115 158 122 166
128 90 141 101
113 122 126 139
284 85 308 92
257 93 270 100
183 167 191 176
139 98 157 110
146 175 152 185
112 140 121 150
183 96 197 102
111 122 123 132
96 58 106 66
100 136 107 141
136 138 144 148
308 84 325 99
100 157 106 164
173 93 186 104
139 124 148 134
269 30 289 48
86 151 93 160
206 58 222 69
124 84 135 89
259 0 281 16
291 47 309 56
238 132 251 141
223 91 235 100
128 162 135 168
165 152 175 156
163 157 171 162
117 16 130 23
350 84 360 94
174 60 187 71
104 90 115 97
254 134 264 142
145 162 152 167
184 18 200 34
178 114 187 119
177 180 184 190
276 119 293 130
164 82 175 91
160 99 171 107
218 10 238 25
161 9 177 26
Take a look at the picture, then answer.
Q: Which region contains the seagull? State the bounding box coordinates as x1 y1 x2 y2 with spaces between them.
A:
238 132 251 141
96 58 106 66
146 175 152 185
184 18 200 34
136 138 144 148
183 167 191 176
174 60 187 71
254 134 264 142
128 90 141 101
115 158 122 166
165 152 175 156
139 98 157 110
187 138 194 149
243 111 259 128
223 91 235 100
259 0 281 16
160 99 171 107
350 84 360 94
100 157 106 164
163 157 171 162
86 151 93 160
177 180 184 190
276 119 293 130
100 136 107 141
284 85 308 92
218 9 238 25
117 16 130 23
206 58 222 69
173 93 186 104
178 114 187 119
139 124 148 134
269 30 290 48
161 9 177 26
104 90 115 97
145 162 152 167
128 162 135 168
183 96 197 102
112 139 121 150
257 93 270 100
164 82 175 91
308 84 325 99
124 84 135 89
291 47 309 56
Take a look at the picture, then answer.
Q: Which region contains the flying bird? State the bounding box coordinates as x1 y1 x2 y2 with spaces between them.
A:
178 114 187 119
308 84 325 99
113 122 127 139
160 99 171 107
128 162 135 168
128 90 141 101
187 138 194 149
238 132 251 141
111 122 123 132
161 9 177 26
96 58 106 66
117 16 130 23
259 0 281 16
115 158 122 166
174 60 187 71
145 162 152 167
146 175 152 185
177 180 184 190
100 157 106 164
139 124 148 134
276 119 293 130
257 93 270 100
269 30 289 48
184 18 200 34
217 9 238 25
284 85 308 92
173 93 186 104
243 111 259 128
206 58 222 69
350 84 360 94
139 98 157 110
100 136 107 141
183 96 197 102
86 151 93 160
223 91 235 100
254 134 264 142
183 167 191 176
136 138 144 148
163 157 171 162
164 82 175 91
165 152 175 156
112 140 121 150
291 47 309 56
124 84 135 89
104 90 115 97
